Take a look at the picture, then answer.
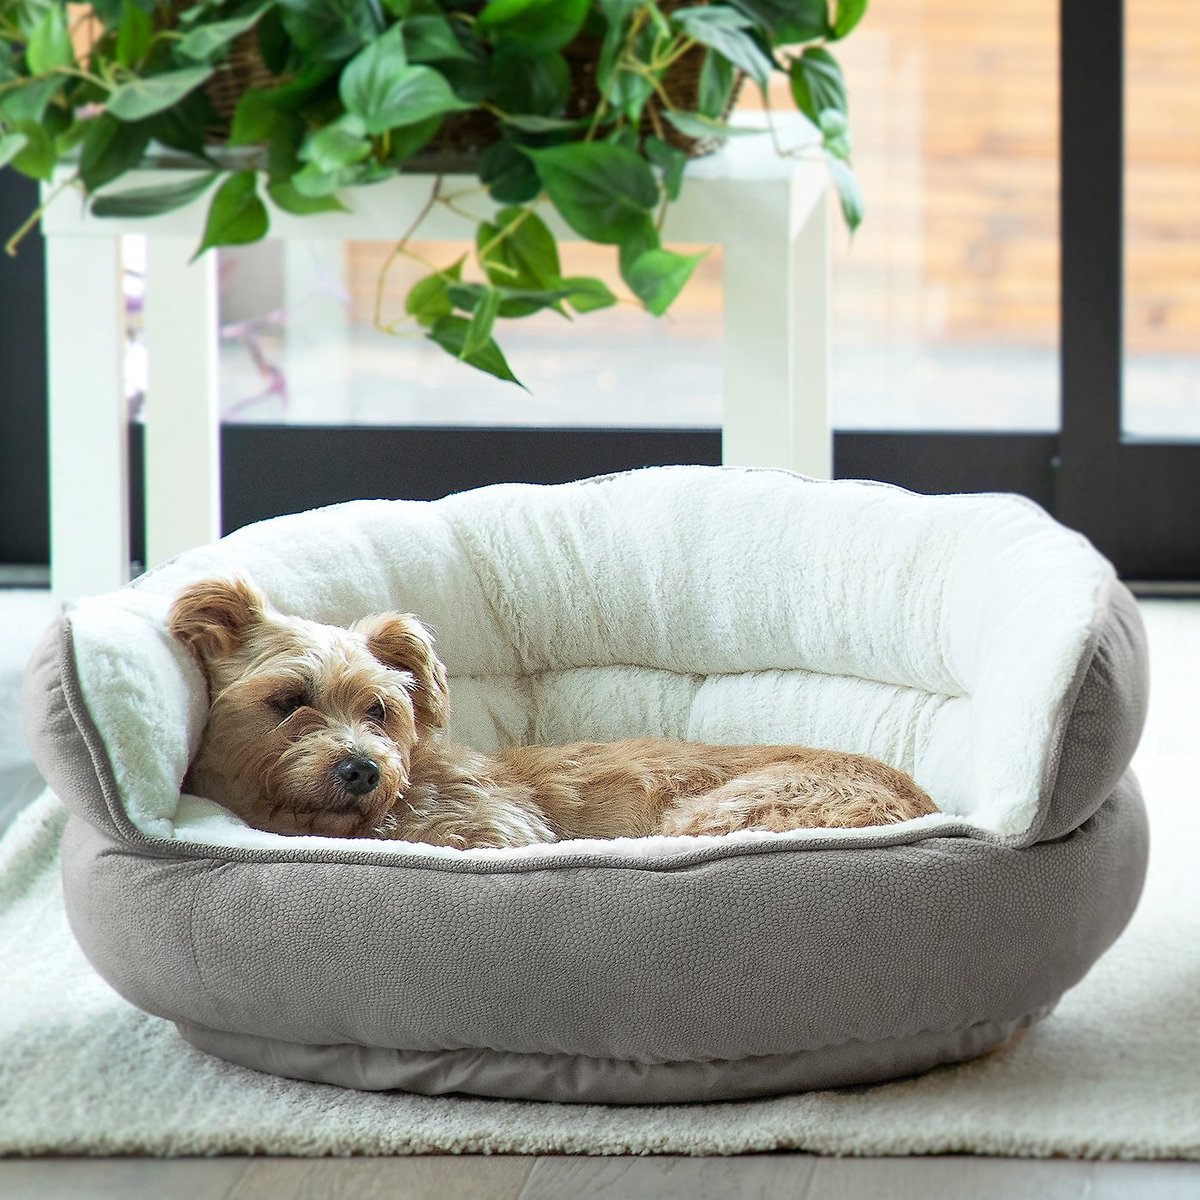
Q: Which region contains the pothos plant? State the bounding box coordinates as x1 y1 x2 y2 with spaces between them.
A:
0 0 867 387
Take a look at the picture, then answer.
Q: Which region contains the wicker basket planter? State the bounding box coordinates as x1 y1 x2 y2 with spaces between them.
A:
203 20 739 163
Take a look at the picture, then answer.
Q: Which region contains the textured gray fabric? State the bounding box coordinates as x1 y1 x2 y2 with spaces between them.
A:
57 774 1147 1101
174 1008 1057 1105
1035 583 1149 844
22 481 1154 1102
21 619 128 842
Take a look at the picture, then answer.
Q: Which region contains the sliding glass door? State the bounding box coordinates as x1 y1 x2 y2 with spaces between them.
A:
1058 0 1200 580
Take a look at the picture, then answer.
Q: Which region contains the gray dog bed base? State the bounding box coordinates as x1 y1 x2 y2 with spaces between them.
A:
24 467 1150 1104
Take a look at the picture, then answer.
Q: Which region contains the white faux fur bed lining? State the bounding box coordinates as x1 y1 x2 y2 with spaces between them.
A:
65 467 1114 858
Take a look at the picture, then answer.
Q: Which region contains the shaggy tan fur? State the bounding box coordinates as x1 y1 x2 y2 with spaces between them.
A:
169 576 938 848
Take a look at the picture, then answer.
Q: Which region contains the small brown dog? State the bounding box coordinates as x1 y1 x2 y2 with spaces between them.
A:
169 576 937 848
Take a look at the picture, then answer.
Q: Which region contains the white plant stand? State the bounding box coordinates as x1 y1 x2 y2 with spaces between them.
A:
41 132 830 602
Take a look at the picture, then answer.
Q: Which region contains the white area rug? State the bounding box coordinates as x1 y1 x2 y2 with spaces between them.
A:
1 757 1197 1160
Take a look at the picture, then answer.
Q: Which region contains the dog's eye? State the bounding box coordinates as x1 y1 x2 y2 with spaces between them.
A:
366 699 387 725
268 692 306 718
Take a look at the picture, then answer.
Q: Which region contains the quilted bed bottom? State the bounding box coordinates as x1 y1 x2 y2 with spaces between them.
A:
174 1005 1055 1105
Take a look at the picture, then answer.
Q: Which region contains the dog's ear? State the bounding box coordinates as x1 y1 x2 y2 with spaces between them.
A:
356 612 449 731
168 576 267 667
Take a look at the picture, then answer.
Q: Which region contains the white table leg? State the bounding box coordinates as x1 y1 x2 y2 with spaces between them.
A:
721 174 832 479
786 184 831 479
143 236 220 569
46 235 129 602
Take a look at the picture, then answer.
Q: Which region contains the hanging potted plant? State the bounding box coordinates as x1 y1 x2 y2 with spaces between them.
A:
0 0 867 386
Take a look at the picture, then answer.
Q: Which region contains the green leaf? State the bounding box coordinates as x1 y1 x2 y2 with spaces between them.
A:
454 278 572 304
445 281 480 308
476 0 590 56
175 3 211 28
526 142 658 245
426 315 525 388
789 47 847 123
290 161 361 197
406 256 465 327
255 63 336 113
8 120 53 180
607 124 638 152
596 0 648 114
448 279 572 319
513 287 576 311
266 178 349 215
595 0 642 21
645 1 671 38
831 0 867 40
50 110 85 150
460 285 501 358
479 137 541 204
300 116 372 171
0 76 61 124
256 4 291 72
490 48 570 117
610 77 655 124
670 7 772 89
697 47 735 119
559 274 617 314
275 0 374 61
228 88 279 146
497 113 584 133
662 110 767 140
621 246 707 316
266 111 305 179
106 66 215 121
116 0 153 68
820 108 851 160
79 114 152 191
728 0 829 42
827 157 862 232
90 172 218 218
643 136 686 202
402 13 473 62
45 97 74 138
340 27 472 133
485 206 560 285
146 88 213 158
596 0 640 95
26 4 73 74
819 108 848 137
437 48 493 101
193 170 269 258
338 24 403 116
378 112 443 163
374 68 473 127
476 206 562 315
177 6 270 62
617 214 659 278
0 131 28 170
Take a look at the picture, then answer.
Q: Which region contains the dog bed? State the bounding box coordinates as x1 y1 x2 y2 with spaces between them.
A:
23 466 1149 1104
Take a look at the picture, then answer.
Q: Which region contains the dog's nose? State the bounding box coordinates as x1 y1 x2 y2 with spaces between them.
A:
334 756 381 795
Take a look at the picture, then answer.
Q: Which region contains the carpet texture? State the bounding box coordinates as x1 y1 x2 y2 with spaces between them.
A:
0 756 1197 1160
